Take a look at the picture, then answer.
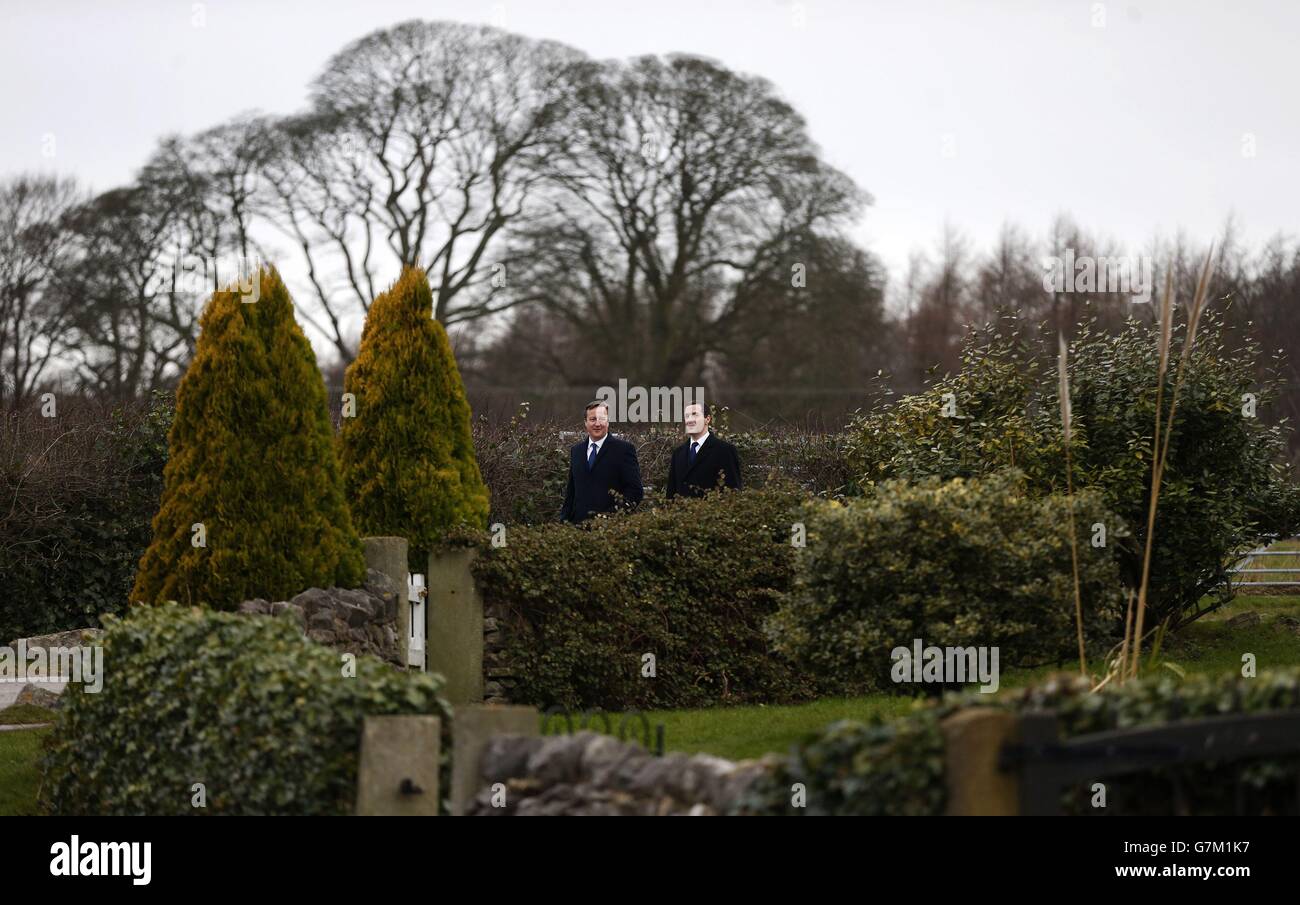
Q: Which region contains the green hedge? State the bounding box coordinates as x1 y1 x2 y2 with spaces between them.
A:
0 395 171 643
40 605 451 816
473 485 864 710
768 470 1124 688
737 668 1300 816
845 314 1300 629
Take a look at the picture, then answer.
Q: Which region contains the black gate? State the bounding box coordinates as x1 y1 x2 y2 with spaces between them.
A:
1001 709 1300 815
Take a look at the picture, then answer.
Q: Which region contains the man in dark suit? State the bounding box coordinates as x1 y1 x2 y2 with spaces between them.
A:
560 401 644 523
665 402 742 499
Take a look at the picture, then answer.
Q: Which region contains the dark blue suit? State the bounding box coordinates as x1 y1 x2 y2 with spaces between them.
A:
665 434 742 499
560 435 644 523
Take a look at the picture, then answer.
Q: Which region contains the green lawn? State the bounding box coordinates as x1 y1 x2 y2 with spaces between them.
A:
645 695 926 762
645 595 1300 761
0 728 48 816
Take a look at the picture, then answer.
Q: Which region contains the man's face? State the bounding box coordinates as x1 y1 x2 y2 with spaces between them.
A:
684 404 709 437
585 405 609 441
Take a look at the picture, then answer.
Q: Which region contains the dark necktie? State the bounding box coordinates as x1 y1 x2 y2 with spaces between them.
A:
587 442 598 470
689 440 699 466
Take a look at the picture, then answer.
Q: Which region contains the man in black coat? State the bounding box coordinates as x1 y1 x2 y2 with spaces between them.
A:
560 401 644 523
665 402 742 499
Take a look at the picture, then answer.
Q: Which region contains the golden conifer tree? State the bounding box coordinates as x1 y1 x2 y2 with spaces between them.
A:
132 268 366 607
340 267 490 561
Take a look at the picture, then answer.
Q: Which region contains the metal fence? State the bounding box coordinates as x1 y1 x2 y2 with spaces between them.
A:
1228 538 1300 587
541 706 666 756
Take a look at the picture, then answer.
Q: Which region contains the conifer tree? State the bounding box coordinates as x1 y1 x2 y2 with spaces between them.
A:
132 268 366 608
340 267 490 561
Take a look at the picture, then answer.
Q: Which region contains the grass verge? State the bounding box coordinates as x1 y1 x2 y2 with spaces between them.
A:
643 595 1300 761
0 703 58 726
0 728 48 816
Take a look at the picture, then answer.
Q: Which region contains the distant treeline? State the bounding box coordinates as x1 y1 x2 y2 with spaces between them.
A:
1 21 1296 452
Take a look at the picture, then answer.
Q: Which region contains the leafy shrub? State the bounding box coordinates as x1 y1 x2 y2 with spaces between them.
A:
848 328 1049 485
734 712 946 816
470 410 572 526
472 484 861 709
341 267 489 561
1062 314 1300 623
768 471 1124 687
41 605 451 816
738 668 1300 816
132 269 366 609
845 313 1300 628
0 395 170 642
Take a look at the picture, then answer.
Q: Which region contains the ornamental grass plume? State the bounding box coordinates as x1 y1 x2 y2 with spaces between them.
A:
1124 245 1216 681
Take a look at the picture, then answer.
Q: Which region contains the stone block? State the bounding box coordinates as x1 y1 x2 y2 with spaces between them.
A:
355 715 441 816
15 683 64 710
270 601 306 629
364 537 410 665
339 602 371 628
941 707 1020 816
292 587 336 618
307 628 336 645
426 548 484 705
450 704 539 816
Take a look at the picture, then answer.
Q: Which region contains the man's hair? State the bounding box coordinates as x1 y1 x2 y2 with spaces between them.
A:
585 400 609 416
687 401 710 419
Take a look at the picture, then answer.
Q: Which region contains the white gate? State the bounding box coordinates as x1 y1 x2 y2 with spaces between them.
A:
407 572 427 671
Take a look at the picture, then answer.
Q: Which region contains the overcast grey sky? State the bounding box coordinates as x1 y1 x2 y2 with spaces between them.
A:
3 0 1296 281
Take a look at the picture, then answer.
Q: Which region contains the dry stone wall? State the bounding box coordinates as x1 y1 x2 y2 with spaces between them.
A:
238 568 403 667
467 731 769 815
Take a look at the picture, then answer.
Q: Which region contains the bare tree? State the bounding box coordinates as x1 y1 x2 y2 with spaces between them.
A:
54 182 203 399
253 20 584 360
141 115 271 268
714 234 889 423
502 54 867 387
0 175 82 409
973 225 1044 318
900 224 971 383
